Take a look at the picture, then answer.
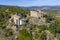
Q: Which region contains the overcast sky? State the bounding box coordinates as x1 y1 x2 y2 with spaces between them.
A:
0 0 60 7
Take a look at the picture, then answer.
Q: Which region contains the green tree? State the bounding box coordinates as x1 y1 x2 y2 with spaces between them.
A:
40 32 47 40
38 25 48 33
4 29 13 37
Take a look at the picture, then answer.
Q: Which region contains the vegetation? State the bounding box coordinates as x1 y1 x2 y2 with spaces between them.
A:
49 18 60 37
4 29 13 37
38 25 48 33
0 5 60 40
19 29 32 40
40 32 47 40
0 6 29 29
43 10 60 16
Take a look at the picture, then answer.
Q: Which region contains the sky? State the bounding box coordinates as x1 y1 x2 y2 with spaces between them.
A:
0 0 60 7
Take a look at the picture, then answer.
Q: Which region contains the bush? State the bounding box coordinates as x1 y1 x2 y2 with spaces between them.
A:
5 29 13 37
40 32 47 40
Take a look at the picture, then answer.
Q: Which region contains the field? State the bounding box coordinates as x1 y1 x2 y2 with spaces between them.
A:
43 10 60 16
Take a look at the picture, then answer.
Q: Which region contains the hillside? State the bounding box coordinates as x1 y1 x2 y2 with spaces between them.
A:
43 10 60 16
0 5 29 29
22 6 60 10
0 5 30 14
0 5 60 40
22 6 60 16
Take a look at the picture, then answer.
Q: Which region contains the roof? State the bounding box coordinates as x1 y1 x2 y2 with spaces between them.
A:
20 18 27 20
11 14 21 18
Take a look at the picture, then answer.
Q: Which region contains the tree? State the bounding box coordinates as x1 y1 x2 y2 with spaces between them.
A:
38 25 48 33
0 6 30 29
40 32 47 40
49 20 60 37
4 29 13 37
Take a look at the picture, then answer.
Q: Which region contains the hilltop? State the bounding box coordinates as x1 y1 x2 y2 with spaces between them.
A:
0 5 30 29
0 5 60 40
